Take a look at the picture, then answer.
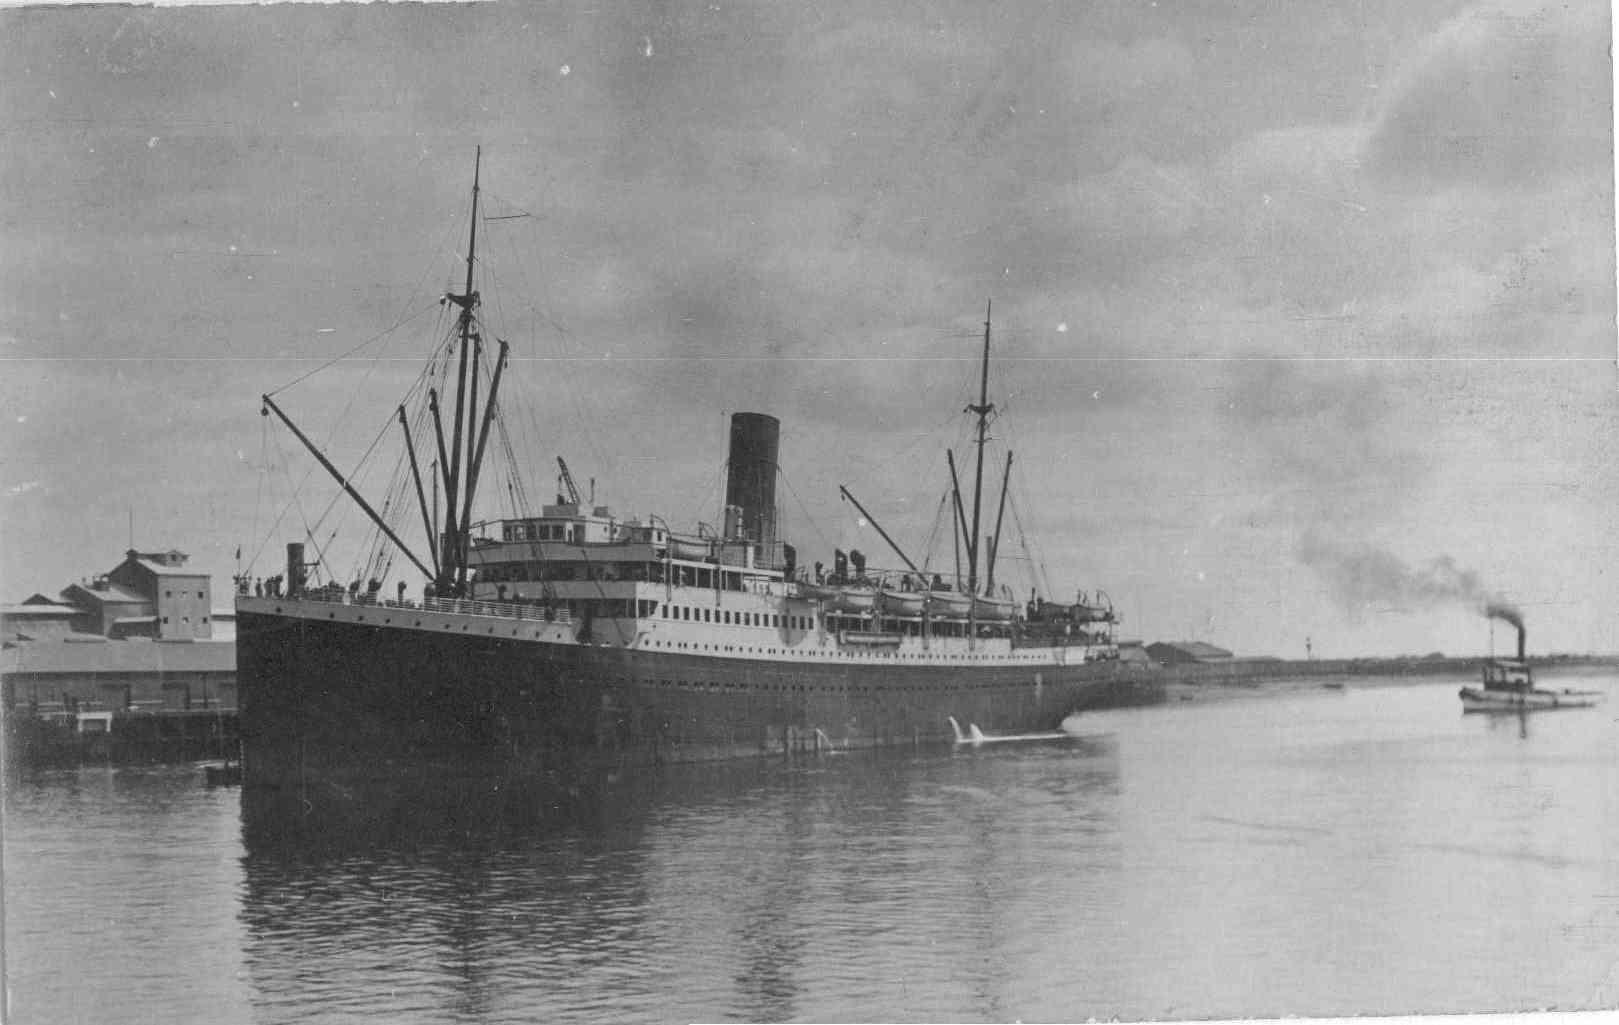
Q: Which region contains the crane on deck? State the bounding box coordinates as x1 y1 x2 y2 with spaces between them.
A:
556 456 581 506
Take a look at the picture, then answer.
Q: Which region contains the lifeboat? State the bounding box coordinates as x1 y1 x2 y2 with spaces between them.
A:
971 595 1015 622
926 589 972 618
826 586 878 613
795 580 839 603
879 588 926 617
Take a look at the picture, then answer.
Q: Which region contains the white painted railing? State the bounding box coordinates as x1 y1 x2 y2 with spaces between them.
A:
286 594 571 624
420 597 571 623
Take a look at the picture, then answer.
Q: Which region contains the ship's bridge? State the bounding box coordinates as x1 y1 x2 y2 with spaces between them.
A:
469 506 786 598
492 503 664 547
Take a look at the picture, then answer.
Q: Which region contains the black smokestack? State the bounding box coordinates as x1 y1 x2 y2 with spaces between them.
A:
286 542 305 598
1485 601 1525 660
724 412 780 556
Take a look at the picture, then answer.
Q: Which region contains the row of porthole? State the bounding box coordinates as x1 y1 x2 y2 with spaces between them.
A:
316 610 1051 665
343 611 550 642
643 638 1037 664
643 678 1012 693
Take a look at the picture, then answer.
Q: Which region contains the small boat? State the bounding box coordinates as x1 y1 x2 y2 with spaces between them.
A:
1459 613 1603 713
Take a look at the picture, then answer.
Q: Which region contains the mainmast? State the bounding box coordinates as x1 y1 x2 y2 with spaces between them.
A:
965 300 995 596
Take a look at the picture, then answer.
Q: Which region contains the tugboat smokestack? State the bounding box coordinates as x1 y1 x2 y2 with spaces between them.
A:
1485 601 1525 661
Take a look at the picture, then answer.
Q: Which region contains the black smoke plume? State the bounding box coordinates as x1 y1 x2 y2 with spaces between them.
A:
1483 601 1524 631
1300 532 1520 628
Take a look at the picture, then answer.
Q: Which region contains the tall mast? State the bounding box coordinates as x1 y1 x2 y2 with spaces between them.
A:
966 299 995 595
442 147 482 591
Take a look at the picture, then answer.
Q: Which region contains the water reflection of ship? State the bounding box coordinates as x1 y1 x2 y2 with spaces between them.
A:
238 741 1121 1023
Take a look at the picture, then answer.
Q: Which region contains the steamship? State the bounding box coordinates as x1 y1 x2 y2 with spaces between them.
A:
235 152 1155 788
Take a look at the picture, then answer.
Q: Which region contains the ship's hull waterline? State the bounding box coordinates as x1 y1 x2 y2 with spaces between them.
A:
237 602 1158 787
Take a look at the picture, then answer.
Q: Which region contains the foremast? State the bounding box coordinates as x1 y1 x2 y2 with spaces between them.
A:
260 148 508 599
960 301 1010 600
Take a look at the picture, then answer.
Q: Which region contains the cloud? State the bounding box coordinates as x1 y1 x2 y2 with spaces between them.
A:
1365 0 1610 188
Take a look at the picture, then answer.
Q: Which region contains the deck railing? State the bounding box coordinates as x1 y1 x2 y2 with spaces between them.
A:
419 596 571 623
285 593 571 624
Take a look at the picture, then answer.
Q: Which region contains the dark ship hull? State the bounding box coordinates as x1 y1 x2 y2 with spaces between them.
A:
237 603 1155 788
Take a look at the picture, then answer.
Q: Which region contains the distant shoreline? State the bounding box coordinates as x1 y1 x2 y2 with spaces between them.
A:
1141 652 1619 688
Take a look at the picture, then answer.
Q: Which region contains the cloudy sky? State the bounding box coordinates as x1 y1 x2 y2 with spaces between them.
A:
1 0 1613 658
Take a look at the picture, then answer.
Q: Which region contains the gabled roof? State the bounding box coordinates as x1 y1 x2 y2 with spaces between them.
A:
130 558 208 578
1 604 82 617
62 581 147 606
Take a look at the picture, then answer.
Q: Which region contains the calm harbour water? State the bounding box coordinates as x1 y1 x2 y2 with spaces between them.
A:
5 670 1618 1024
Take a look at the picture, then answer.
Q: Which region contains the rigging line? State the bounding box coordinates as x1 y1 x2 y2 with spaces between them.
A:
397 308 455 414
297 394 411 583
1007 489 1050 600
776 470 836 557
266 299 443 397
496 415 532 516
267 175 462 404
496 245 620 483
268 429 326 582
917 488 951 575
1010 462 1055 597
247 413 269 576
361 447 414 581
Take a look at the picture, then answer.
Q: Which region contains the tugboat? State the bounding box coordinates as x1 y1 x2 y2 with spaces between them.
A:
1458 609 1603 712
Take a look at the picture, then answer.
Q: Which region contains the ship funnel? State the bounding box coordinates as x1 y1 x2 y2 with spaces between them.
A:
724 412 780 558
286 542 306 598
